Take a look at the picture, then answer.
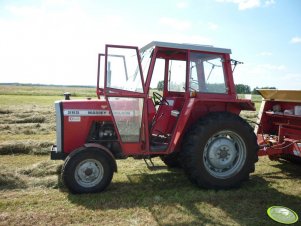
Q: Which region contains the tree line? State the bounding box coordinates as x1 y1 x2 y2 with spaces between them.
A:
156 81 276 94
235 84 276 94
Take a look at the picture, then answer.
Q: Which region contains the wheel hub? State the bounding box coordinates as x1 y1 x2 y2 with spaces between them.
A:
203 130 247 179
84 168 93 176
75 159 104 188
207 137 236 169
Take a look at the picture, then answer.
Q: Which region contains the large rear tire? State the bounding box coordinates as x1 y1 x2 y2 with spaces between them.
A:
180 112 258 189
62 148 114 194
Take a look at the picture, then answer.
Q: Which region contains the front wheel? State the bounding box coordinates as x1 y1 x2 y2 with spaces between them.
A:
62 148 114 193
180 112 258 189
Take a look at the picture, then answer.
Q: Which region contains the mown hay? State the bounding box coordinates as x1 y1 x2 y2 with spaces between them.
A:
19 160 62 177
0 141 53 155
0 109 12 114
0 166 27 189
14 115 46 124
0 142 31 155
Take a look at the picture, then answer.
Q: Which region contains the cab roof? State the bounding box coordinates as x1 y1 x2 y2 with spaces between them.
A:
140 41 232 54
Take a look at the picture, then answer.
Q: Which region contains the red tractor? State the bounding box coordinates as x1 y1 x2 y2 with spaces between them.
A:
51 41 259 193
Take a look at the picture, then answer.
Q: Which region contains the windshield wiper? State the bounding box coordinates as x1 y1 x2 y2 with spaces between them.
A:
206 61 221 81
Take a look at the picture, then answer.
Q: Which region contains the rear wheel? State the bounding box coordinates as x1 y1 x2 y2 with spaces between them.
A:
62 148 114 193
180 112 258 189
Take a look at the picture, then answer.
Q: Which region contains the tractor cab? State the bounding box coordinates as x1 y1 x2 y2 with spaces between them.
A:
96 41 251 155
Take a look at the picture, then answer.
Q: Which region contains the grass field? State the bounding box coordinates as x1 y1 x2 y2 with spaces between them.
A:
0 85 300 226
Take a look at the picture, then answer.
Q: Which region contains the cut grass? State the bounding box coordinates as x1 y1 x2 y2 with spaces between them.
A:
0 166 27 190
0 141 54 155
0 155 300 226
0 123 54 135
0 86 300 225
19 160 62 177
0 93 57 156
0 84 96 97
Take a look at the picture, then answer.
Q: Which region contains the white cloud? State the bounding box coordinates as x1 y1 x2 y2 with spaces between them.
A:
291 36 301 44
216 0 274 10
172 34 213 45
176 1 189 9
208 22 219 31
259 51 272 56
233 62 294 89
0 3 130 85
264 0 275 7
159 17 192 31
5 5 44 17
238 0 260 10
139 32 214 46
265 72 301 90
1 3 211 86
261 64 285 71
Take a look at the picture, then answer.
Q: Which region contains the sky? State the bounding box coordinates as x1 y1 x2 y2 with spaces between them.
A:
0 0 300 90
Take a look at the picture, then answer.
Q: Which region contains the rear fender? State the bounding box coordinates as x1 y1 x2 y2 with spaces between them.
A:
234 99 256 111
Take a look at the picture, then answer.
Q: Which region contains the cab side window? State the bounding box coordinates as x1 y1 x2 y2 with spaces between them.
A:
190 53 227 94
168 60 186 92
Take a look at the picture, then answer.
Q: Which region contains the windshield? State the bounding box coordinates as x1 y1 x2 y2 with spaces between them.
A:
189 53 227 94
140 47 153 82
106 47 143 93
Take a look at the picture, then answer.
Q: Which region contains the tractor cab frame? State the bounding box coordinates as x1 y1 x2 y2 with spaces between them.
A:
96 41 254 156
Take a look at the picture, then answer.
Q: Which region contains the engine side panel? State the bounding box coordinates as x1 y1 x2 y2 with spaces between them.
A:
61 100 112 153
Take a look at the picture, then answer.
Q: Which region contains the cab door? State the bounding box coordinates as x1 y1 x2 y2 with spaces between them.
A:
103 45 148 155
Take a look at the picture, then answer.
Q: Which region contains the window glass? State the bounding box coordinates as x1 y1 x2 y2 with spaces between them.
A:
140 47 153 80
98 54 105 89
150 58 165 91
168 60 186 92
108 97 143 142
106 47 143 93
189 53 227 93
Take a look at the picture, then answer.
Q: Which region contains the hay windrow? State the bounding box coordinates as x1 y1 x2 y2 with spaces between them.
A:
18 161 62 177
0 166 27 190
0 141 53 155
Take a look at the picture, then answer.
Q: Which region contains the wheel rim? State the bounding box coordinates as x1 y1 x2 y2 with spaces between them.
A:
75 159 104 188
203 130 247 179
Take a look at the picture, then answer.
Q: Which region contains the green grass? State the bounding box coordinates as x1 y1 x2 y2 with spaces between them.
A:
0 84 96 97
0 155 300 226
0 85 300 225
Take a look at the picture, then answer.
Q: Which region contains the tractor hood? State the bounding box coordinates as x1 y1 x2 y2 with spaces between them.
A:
257 89 301 103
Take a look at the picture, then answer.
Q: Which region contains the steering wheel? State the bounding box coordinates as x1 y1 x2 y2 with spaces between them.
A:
153 92 169 106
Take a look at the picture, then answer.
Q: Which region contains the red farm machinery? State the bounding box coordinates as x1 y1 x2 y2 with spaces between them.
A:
51 41 261 193
256 89 301 163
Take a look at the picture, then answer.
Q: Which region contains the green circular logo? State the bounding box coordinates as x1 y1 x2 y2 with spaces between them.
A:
267 206 299 224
